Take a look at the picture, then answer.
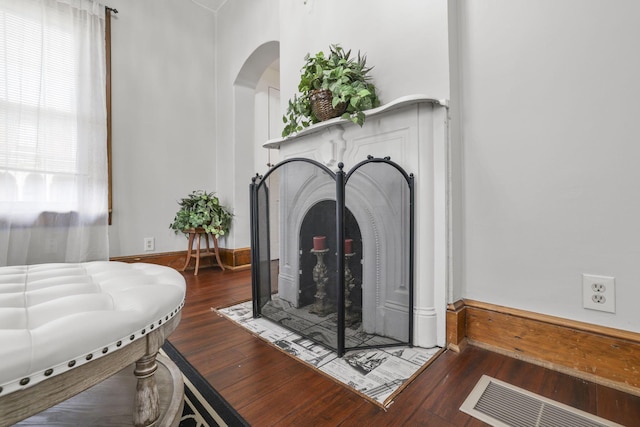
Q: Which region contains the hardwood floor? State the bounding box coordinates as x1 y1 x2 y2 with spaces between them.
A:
168 266 640 426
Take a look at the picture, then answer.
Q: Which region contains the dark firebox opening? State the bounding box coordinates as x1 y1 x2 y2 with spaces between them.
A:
299 201 362 320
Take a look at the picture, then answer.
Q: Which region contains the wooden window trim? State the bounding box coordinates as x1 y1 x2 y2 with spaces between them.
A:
106 8 115 224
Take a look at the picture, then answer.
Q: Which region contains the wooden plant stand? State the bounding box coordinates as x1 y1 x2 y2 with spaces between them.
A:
181 228 225 275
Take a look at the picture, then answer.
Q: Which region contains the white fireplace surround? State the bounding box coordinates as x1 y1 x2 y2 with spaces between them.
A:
264 95 450 347
275 161 412 342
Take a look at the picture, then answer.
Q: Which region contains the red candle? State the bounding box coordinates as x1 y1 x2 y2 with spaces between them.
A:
344 239 353 254
313 236 326 251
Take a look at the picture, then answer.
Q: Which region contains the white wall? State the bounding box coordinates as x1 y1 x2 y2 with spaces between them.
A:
108 0 449 254
107 0 216 257
280 0 451 109
459 0 640 331
104 0 640 335
254 65 281 175
214 0 280 250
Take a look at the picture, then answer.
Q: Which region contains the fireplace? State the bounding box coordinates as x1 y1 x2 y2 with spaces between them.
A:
298 200 362 312
251 156 414 356
252 95 450 352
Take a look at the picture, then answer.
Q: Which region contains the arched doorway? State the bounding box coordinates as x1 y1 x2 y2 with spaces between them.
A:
228 41 279 253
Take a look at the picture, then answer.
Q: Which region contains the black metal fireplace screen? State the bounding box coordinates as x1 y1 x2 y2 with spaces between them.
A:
250 156 414 357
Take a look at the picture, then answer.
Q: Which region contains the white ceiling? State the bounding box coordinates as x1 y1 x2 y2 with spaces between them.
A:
191 0 227 13
190 0 279 73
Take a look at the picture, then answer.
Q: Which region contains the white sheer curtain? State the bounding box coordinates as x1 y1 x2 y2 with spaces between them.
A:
0 0 108 266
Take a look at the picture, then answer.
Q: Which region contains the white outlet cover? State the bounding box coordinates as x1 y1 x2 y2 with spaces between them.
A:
144 237 155 251
582 274 615 313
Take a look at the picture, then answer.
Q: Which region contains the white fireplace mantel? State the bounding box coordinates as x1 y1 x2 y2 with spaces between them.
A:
265 94 448 150
265 95 450 348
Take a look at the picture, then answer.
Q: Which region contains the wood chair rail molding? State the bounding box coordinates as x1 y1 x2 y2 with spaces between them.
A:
447 299 640 396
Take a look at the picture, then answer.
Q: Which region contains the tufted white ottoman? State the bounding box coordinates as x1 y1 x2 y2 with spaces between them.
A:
0 261 186 426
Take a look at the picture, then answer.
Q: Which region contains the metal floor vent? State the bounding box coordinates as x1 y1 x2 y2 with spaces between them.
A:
460 375 623 427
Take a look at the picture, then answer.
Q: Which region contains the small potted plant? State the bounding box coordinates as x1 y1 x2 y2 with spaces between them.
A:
282 44 380 137
169 190 233 237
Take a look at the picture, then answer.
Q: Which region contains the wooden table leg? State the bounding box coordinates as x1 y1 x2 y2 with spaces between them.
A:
133 353 160 427
181 232 196 272
194 232 202 276
182 229 224 275
212 234 225 271
132 320 172 427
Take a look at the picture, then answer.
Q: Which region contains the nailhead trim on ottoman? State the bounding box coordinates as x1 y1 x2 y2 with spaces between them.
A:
0 261 186 397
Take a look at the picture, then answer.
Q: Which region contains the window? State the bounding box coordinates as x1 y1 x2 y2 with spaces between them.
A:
0 0 109 265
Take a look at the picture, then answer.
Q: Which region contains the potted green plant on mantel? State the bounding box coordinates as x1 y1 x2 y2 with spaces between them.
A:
282 44 380 137
169 190 233 237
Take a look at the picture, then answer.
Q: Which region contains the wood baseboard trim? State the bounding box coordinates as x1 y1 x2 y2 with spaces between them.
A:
110 251 187 270
446 300 467 352
219 247 251 270
110 247 252 271
447 299 640 396
465 299 640 342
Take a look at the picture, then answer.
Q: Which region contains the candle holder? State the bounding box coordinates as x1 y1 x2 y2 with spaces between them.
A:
344 252 360 326
309 248 332 317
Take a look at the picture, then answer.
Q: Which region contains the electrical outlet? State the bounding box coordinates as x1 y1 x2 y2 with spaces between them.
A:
582 274 615 313
144 237 155 251
45 238 58 253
